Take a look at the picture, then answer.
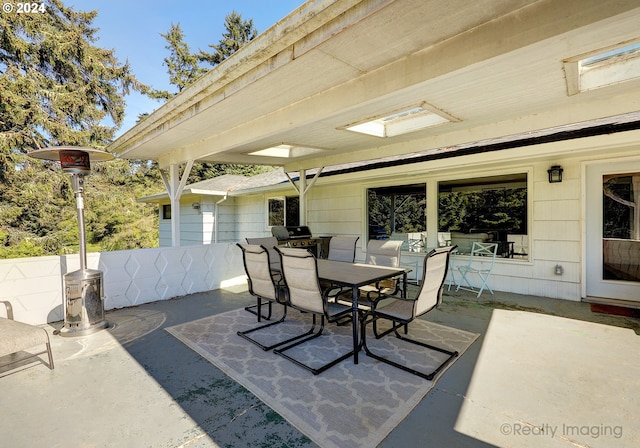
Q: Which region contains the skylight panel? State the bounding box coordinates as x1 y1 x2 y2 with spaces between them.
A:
248 144 328 158
565 41 640 95
343 104 453 138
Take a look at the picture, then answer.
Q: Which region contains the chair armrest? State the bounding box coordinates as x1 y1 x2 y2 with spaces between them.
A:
0 300 14 320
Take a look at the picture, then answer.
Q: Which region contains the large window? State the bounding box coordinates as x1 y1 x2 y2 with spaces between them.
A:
367 184 426 249
438 174 527 257
268 196 299 227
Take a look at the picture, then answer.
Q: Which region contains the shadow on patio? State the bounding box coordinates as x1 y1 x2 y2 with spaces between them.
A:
1 286 639 447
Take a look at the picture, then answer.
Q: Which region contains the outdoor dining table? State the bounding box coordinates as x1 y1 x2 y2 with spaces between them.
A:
316 259 409 364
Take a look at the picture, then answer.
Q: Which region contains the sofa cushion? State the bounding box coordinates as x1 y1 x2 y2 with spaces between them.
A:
0 317 49 358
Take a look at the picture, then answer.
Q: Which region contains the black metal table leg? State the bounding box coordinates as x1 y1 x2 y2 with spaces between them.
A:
352 285 359 364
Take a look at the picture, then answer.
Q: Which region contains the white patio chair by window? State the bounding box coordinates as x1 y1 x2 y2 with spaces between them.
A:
327 236 359 263
454 242 499 298
437 232 451 247
407 232 425 252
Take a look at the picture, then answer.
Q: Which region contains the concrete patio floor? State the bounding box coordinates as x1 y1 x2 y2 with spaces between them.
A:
1 285 638 448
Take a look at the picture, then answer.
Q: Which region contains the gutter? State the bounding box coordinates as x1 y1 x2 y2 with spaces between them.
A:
214 193 229 244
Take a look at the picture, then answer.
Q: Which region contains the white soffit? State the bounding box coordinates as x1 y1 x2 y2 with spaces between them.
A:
108 0 640 171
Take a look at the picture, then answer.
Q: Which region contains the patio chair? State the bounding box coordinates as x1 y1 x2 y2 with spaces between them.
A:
360 239 404 299
245 237 281 275
322 236 360 295
0 301 54 372
236 244 306 351
454 242 499 298
273 247 354 375
244 237 281 319
327 236 359 262
335 239 404 330
361 246 457 380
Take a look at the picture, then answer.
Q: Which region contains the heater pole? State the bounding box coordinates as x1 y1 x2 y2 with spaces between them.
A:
71 173 87 270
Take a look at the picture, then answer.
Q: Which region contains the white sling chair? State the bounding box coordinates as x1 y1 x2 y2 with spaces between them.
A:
361 246 457 380
327 236 359 263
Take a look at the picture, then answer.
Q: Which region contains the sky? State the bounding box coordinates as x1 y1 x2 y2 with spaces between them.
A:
67 0 308 136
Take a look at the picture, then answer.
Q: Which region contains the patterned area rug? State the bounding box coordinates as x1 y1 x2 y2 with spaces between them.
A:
166 307 478 448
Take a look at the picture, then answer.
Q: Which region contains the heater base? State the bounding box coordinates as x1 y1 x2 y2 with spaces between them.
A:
59 320 109 338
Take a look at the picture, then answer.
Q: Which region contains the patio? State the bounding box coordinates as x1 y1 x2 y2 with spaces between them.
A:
2 285 638 447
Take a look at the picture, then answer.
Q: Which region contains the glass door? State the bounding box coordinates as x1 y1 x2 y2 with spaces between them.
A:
586 161 640 301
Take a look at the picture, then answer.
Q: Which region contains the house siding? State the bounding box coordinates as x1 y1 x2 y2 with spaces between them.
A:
155 141 640 303
235 194 270 239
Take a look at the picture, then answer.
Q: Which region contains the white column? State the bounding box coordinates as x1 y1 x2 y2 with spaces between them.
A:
299 169 307 225
285 168 323 227
160 161 194 247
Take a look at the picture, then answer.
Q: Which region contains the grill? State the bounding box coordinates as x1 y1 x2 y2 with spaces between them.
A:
272 225 322 256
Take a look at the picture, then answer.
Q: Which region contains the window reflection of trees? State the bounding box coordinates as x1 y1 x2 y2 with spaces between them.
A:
438 177 527 235
438 187 527 235
367 184 426 238
603 174 639 240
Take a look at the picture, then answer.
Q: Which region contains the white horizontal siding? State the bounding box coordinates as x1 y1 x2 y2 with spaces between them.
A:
308 185 362 237
235 195 270 239
152 144 640 302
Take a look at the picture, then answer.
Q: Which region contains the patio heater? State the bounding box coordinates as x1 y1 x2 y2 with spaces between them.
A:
29 146 114 337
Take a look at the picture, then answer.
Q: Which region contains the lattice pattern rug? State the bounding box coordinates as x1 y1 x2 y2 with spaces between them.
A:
166 307 478 448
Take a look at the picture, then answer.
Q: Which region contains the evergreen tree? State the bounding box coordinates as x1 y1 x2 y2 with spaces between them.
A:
199 11 257 66
0 0 144 152
152 11 268 183
0 0 158 258
148 23 207 101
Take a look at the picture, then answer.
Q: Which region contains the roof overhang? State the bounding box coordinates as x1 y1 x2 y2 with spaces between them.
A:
109 0 640 171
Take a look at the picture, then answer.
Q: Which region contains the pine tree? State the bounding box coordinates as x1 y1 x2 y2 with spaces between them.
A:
152 11 267 183
0 0 156 258
0 0 144 152
148 23 207 100
199 11 257 66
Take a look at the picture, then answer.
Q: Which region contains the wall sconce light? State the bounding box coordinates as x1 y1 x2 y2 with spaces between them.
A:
192 202 201 210
547 165 563 183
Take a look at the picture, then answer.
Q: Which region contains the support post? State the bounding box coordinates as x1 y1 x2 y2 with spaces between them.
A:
284 167 323 227
160 160 195 247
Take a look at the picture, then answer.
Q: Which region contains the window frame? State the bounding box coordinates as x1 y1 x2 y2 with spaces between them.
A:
365 181 427 251
266 195 300 228
162 204 171 220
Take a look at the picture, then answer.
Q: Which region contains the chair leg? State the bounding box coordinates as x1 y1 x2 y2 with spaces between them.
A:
361 315 458 381
45 341 54 370
476 272 494 297
273 314 354 375
237 305 310 351
447 267 457 291
244 298 273 321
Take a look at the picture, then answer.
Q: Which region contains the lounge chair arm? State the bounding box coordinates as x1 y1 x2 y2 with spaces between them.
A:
0 300 14 320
